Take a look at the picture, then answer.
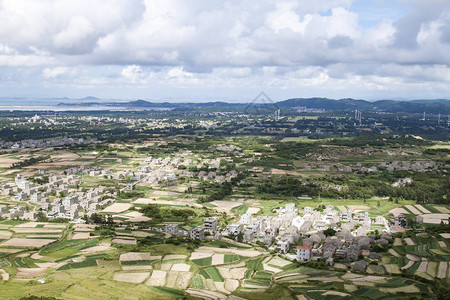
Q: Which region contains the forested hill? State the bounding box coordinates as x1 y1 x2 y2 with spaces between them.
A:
57 97 450 114
277 98 450 114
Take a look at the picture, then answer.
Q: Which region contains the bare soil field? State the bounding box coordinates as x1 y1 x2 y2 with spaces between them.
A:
419 213 450 224
122 266 153 271
437 262 448 279
246 207 260 214
113 272 150 284
160 263 172 271
133 198 202 207
12 228 62 234
151 190 181 197
349 275 388 282
401 261 415 270
211 254 225 265
15 222 41 228
122 211 151 222
112 238 137 245
224 279 239 293
209 200 243 212
268 256 292 267
119 252 152 262
102 203 131 213
187 289 227 300
81 242 115 253
163 254 187 260
0 231 12 238
380 286 420 294
404 238 416 246
418 261 428 273
406 254 421 261
195 246 261 257
393 238 403 246
190 252 213 260
15 267 47 278
0 268 9 281
441 233 450 239
71 232 91 240
348 205 370 211
146 270 167 286
263 264 282 273
1 238 55 248
323 291 350 297
389 208 409 216
171 263 190 272
434 206 450 213
405 205 421 214
176 271 192 289
0 248 22 253
43 224 67 228
414 205 431 214
73 224 96 231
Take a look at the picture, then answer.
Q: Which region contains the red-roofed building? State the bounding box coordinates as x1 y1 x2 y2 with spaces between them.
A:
297 244 312 262
390 226 405 233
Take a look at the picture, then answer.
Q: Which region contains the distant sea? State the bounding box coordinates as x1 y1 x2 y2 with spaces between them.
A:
0 98 165 111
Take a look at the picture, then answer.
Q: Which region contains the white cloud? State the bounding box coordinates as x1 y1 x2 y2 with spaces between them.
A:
121 65 143 82
42 67 70 79
0 0 450 99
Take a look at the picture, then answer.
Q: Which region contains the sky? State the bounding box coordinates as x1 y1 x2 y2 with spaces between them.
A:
0 0 450 102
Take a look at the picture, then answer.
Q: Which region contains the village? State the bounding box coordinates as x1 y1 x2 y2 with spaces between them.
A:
161 202 411 273
0 152 238 222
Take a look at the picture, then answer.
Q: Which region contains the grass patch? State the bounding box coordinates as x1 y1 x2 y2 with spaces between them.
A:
57 259 97 270
192 256 212 266
149 286 185 298
204 266 224 282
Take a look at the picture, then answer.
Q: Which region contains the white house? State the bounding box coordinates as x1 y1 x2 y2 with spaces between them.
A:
239 213 252 225
304 207 313 214
297 244 312 261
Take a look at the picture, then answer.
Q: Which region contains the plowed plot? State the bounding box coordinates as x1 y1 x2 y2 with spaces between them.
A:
418 261 428 273
120 252 152 262
434 206 450 213
71 233 91 240
171 263 190 272
404 238 416 246
437 262 448 279
389 208 409 216
405 205 421 214
16 267 47 278
414 205 431 214
112 238 136 245
209 201 243 212
113 272 150 283
102 203 131 213
1 238 55 248
419 213 450 224
146 270 166 286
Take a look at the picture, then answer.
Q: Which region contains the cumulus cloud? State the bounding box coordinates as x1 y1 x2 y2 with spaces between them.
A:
0 0 449 99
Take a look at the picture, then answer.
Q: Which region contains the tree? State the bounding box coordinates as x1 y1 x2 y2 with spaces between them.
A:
323 228 336 237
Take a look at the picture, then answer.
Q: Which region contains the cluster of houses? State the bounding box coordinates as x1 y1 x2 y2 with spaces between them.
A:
0 137 101 150
162 203 396 272
0 172 115 221
163 217 219 240
221 204 388 252
0 151 241 221
295 159 438 174
101 155 238 186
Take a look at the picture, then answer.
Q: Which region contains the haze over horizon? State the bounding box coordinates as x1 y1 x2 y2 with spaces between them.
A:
1 0 450 101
